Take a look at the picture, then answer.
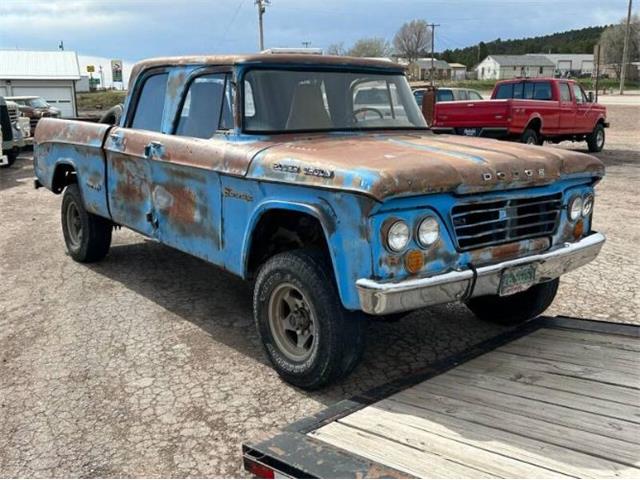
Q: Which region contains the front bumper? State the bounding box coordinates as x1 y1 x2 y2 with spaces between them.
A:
356 232 605 315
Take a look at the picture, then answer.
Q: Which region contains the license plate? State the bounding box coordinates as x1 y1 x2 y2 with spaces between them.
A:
499 264 536 296
463 128 479 136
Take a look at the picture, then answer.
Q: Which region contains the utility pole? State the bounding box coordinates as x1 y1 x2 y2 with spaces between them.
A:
619 0 633 95
428 23 440 86
255 0 270 51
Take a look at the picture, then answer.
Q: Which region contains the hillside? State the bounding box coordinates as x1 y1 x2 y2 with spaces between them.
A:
440 26 606 68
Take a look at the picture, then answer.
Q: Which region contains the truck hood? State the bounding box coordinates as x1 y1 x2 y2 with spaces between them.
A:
246 132 604 200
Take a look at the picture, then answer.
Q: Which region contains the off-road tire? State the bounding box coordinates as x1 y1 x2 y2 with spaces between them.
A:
466 278 559 326
253 249 364 390
521 128 541 146
61 184 112 263
587 123 605 152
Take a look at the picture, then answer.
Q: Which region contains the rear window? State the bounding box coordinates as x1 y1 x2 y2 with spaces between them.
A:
495 84 513 99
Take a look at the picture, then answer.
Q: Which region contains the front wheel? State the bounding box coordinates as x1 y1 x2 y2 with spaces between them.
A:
587 123 605 152
253 250 364 390
61 184 112 263
466 278 559 326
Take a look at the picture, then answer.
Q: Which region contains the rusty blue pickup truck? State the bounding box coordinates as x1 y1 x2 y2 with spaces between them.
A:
33 54 605 389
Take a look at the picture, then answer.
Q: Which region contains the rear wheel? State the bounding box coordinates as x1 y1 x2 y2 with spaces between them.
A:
61 184 112 263
466 278 559 326
587 123 605 152
521 128 541 145
253 249 364 390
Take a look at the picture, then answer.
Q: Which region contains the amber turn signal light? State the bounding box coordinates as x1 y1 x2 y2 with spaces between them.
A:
573 219 584 239
404 250 425 274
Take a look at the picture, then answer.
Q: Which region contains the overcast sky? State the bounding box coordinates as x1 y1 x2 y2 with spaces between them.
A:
0 0 633 64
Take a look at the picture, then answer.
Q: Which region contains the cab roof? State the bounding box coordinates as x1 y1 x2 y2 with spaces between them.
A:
129 54 405 88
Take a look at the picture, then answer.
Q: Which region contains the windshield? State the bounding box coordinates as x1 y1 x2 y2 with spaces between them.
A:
242 69 427 133
28 98 49 108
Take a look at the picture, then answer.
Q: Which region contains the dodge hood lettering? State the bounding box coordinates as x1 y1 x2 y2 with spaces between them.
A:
247 133 604 200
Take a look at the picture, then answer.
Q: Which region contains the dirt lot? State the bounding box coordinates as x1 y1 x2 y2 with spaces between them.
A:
1 104 638 477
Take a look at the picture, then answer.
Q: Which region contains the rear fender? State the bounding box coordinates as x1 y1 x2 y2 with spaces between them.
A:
34 119 113 218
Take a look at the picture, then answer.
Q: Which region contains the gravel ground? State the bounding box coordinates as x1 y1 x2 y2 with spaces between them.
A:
1 104 638 477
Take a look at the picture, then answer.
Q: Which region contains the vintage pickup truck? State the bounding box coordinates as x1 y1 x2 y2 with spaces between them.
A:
431 78 608 151
33 54 606 389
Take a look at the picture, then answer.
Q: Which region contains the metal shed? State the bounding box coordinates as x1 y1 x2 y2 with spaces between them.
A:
0 50 81 117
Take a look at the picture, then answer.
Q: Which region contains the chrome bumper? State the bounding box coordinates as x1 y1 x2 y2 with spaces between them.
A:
356 233 605 315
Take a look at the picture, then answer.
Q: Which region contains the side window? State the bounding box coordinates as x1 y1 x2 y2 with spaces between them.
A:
523 82 534 99
437 89 454 102
244 80 256 118
513 82 524 99
559 83 572 102
495 84 513 99
176 74 231 138
131 73 169 131
469 91 483 100
572 84 586 104
533 82 552 100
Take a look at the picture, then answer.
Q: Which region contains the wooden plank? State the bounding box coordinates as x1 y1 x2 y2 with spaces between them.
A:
331 412 571 478
393 388 640 467
444 368 640 424
530 329 640 353
519 332 640 362
417 378 640 445
498 341 640 377
334 400 638 478
456 359 640 406
468 350 639 389
309 422 493 479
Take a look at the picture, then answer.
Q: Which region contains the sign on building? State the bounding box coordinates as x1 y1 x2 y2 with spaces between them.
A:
111 60 123 83
86 65 95 73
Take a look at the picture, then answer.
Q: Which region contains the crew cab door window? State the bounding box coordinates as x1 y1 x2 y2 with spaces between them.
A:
559 82 572 102
131 73 169 131
532 82 552 100
495 83 513 99
176 74 232 138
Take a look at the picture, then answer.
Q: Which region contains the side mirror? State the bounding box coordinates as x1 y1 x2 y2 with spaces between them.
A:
588 91 594 103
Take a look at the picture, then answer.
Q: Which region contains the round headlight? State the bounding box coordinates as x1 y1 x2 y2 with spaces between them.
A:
417 216 439 247
387 220 410 252
568 196 583 221
582 194 594 216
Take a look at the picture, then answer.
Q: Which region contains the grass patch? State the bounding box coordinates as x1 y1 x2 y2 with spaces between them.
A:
77 90 127 112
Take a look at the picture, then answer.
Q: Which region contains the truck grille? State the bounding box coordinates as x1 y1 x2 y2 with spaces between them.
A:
7 105 19 123
451 193 562 250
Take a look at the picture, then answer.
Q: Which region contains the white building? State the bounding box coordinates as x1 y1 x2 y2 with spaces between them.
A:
475 55 555 80
530 53 594 76
448 63 467 80
0 50 81 117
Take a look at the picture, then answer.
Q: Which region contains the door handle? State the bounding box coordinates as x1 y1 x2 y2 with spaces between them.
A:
144 141 163 158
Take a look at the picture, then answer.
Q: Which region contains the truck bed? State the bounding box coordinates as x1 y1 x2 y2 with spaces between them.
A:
242 316 640 478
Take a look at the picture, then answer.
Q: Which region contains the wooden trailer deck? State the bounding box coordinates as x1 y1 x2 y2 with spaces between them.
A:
243 317 640 478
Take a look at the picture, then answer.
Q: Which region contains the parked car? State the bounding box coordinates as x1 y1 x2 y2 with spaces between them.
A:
6 101 32 148
0 97 20 167
431 78 608 151
33 55 605 389
414 87 483 107
7 95 61 130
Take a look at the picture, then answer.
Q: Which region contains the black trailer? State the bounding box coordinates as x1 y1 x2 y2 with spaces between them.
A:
242 316 640 478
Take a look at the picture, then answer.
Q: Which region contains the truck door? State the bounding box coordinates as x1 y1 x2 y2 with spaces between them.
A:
572 83 593 133
558 81 576 134
147 70 232 264
104 70 169 236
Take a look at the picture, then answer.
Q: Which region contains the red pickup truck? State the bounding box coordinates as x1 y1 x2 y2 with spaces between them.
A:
431 78 608 152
